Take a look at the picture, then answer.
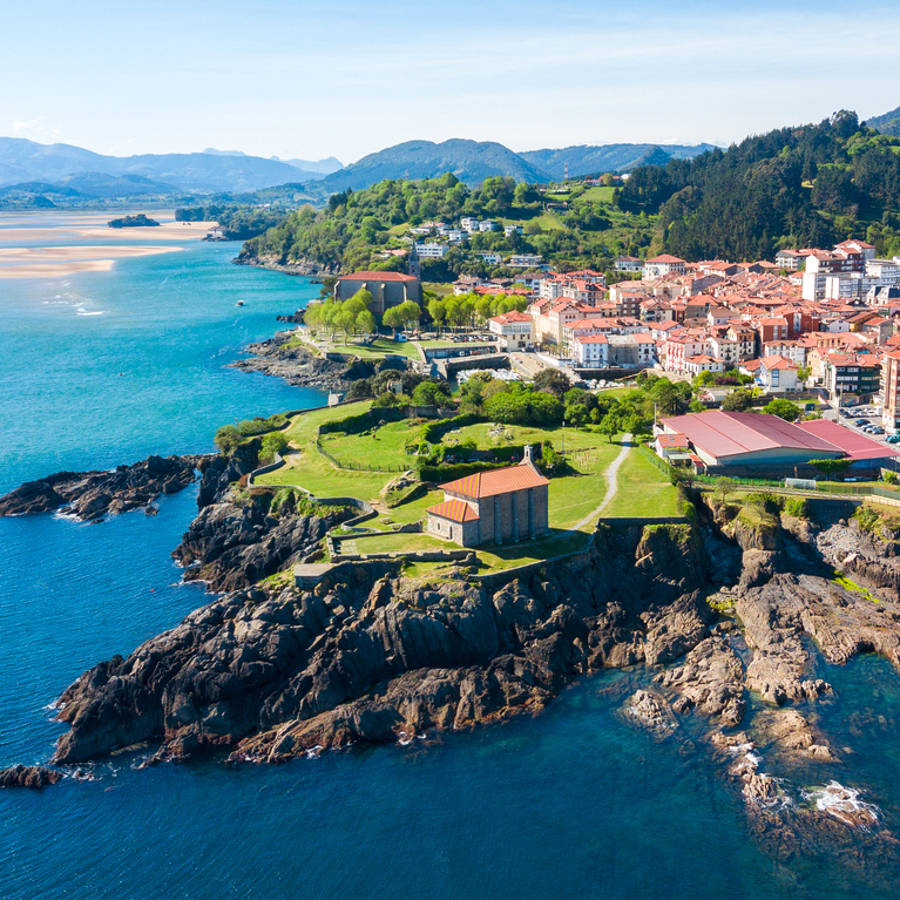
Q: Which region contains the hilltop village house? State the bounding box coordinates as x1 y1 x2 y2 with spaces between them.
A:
333 271 422 315
425 455 549 547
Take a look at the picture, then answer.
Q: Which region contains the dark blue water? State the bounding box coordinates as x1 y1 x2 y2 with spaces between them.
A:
1 222 898 898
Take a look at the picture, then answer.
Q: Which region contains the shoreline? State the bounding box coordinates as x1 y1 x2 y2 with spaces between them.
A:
0 216 216 279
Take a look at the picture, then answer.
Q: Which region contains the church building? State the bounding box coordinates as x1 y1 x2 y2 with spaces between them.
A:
425 451 550 547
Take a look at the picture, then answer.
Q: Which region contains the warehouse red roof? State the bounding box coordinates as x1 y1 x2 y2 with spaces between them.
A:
795 419 899 461
440 463 549 499
660 410 840 461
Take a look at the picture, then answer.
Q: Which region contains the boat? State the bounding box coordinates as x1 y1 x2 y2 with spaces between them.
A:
236 300 245 307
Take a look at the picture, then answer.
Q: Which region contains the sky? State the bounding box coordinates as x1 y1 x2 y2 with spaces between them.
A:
3 0 900 165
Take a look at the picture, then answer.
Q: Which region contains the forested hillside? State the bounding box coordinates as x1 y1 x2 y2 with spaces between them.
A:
619 110 900 260
238 174 655 277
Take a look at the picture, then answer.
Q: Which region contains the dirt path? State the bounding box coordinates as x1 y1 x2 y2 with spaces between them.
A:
572 435 633 531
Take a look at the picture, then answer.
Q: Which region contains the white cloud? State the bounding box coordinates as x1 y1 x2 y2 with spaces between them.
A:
10 116 61 144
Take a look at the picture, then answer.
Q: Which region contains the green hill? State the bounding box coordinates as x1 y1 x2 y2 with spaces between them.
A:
867 105 900 137
618 110 900 260
238 173 654 277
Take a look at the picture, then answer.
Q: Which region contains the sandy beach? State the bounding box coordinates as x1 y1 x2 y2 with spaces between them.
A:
0 214 216 278
0 245 185 278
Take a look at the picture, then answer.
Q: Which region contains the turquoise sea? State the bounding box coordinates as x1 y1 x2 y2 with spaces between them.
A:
1 218 899 898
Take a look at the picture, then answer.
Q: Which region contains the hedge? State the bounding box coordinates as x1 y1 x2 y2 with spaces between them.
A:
319 406 406 435
418 413 481 445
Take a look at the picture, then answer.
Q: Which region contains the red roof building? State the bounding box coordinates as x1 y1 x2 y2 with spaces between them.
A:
425 460 550 547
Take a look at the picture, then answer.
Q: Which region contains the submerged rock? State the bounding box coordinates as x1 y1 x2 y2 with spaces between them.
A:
0 765 62 789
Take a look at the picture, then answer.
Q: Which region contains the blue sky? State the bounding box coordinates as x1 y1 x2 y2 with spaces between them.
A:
3 0 900 164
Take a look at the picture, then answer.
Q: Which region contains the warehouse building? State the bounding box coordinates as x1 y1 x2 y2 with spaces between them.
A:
657 410 896 476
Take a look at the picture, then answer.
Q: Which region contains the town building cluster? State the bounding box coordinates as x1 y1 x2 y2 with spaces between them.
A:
470 241 900 434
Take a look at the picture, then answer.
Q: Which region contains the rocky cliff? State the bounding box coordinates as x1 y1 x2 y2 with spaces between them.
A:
229 331 409 392
32 486 900 870
0 454 208 521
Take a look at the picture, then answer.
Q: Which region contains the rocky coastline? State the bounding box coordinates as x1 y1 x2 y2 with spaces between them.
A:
0 454 209 521
233 253 338 277
229 329 409 392
9 446 900 872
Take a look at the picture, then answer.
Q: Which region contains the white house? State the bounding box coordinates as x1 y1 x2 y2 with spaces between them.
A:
488 310 532 350
642 254 687 279
758 355 799 393
571 334 609 368
414 242 448 259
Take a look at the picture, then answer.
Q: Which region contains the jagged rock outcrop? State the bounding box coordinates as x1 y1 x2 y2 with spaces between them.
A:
0 455 208 521
174 488 350 593
33 487 900 876
229 331 409 391
53 523 708 764
0 765 62 789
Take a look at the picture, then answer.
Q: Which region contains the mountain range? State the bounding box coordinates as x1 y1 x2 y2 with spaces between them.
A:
0 136 718 205
0 138 330 194
3 104 898 208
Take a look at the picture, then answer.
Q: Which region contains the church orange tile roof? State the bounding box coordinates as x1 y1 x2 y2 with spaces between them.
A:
426 498 480 523
440 463 549 499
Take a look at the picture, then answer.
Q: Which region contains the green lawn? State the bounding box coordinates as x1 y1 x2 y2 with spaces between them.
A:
254 401 401 501
319 417 419 471
579 186 616 203
319 337 421 360
548 443 621 530
336 531 449 555
445 422 608 454
602 447 681 518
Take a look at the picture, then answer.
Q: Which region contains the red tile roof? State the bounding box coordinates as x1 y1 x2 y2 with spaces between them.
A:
440 463 549 499
426 498 480 523
339 271 419 283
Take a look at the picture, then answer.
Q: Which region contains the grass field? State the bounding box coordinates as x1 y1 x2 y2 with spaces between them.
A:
254 401 403 501
319 418 418 471
335 530 449 555
602 447 681 518
579 186 616 202
318 337 420 360
255 403 680 572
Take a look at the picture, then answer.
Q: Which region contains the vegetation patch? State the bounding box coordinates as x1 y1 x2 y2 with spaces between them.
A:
831 573 880 604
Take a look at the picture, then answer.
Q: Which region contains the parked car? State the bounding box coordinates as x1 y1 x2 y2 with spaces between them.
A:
887 434 900 443
855 419 868 426
872 426 885 434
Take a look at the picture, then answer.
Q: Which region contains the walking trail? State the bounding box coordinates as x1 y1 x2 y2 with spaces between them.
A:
572 434 633 532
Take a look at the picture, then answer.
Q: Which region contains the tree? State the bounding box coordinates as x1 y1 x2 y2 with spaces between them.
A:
722 389 753 411
763 398 801 421
214 424 242 456
411 380 450 407
259 431 289 463
427 297 446 333
714 477 733 504
599 412 619 443
382 306 402 331
533 368 571 398
356 309 376 335
397 300 421 330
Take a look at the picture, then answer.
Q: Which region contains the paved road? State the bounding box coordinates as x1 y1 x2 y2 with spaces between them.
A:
572 434 633 531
